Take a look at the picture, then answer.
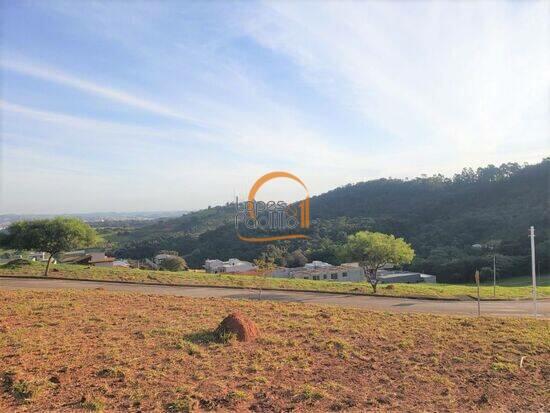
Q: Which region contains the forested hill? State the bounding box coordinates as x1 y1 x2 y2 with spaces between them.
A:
111 159 549 282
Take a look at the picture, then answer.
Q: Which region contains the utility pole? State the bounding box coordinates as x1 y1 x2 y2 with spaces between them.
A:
475 270 481 317
529 226 537 316
493 254 497 297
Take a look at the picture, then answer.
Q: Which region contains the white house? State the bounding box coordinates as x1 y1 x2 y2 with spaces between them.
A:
59 250 115 267
271 261 365 282
28 252 47 261
204 258 256 274
112 260 130 268
271 261 437 284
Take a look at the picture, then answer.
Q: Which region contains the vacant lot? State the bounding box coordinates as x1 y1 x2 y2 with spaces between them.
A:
0 290 548 412
2 262 548 300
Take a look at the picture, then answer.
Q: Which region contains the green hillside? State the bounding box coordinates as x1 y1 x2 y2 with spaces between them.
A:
110 159 549 283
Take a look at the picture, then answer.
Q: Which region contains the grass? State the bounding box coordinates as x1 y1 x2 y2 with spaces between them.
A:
481 275 550 287
0 289 548 412
0 261 548 300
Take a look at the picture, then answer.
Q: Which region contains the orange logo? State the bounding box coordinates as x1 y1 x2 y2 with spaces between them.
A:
235 171 310 243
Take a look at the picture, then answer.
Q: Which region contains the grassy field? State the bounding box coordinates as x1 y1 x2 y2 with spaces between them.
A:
482 275 550 287
0 290 548 412
0 262 548 300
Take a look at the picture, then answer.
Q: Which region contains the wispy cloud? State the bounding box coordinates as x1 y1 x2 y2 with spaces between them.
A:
1 59 206 127
1 1 548 213
246 1 550 167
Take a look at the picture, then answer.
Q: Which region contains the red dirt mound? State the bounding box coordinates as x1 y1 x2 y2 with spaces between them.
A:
215 311 259 342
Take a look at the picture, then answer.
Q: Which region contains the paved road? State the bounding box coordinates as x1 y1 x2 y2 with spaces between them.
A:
0 277 548 317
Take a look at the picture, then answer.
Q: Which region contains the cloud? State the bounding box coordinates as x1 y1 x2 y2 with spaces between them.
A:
246 1 550 167
1 59 206 127
1 1 548 213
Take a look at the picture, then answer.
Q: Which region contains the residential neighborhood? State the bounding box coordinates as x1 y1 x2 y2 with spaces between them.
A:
0 1 547 411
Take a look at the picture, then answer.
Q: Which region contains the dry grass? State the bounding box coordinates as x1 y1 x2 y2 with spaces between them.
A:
0 290 548 412
2 262 548 300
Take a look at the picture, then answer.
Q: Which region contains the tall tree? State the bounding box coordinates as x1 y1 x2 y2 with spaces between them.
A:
0 218 101 276
343 231 414 293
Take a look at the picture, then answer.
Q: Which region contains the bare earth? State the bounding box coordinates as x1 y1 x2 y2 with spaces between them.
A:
0 289 548 412
0 277 548 317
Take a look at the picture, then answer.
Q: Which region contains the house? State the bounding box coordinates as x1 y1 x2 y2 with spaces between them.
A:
270 261 365 282
59 250 116 267
204 259 224 273
377 270 437 283
28 252 48 262
204 258 256 274
304 260 333 269
271 261 437 284
112 260 130 268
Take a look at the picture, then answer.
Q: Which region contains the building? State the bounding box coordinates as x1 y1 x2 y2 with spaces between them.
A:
377 270 437 284
59 250 116 267
28 252 48 262
204 258 256 274
270 261 365 282
271 261 437 284
112 260 130 268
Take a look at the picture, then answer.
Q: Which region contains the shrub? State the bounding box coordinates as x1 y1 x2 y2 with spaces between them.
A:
160 257 188 272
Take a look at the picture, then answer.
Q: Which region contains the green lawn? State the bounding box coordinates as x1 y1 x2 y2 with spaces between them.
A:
0 262 548 300
481 275 549 287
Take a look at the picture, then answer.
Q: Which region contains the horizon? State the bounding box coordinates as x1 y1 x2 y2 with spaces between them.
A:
1 158 545 216
1 1 549 214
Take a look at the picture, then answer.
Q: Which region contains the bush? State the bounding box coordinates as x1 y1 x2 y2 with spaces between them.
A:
160 256 188 272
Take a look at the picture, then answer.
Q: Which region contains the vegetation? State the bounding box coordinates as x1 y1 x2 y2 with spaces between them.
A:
107 160 549 283
0 290 548 411
342 231 415 292
160 256 188 272
0 218 101 276
0 262 547 299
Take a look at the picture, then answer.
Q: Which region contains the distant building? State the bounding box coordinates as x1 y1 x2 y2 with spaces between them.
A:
270 261 364 282
28 252 48 262
304 260 333 269
271 261 437 284
204 258 256 274
377 270 437 284
59 250 116 267
112 260 130 268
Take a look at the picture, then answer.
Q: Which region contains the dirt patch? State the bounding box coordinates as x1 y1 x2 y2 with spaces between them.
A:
215 311 259 342
0 290 548 412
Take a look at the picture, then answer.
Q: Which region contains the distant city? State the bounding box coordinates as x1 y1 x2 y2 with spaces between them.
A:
0 211 188 230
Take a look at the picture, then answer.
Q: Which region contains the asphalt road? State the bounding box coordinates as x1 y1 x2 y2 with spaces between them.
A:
1 277 548 317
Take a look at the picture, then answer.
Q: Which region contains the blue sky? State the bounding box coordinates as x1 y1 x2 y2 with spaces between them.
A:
1 1 548 214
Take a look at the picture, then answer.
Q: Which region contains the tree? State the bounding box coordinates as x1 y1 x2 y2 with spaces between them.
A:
286 249 308 268
342 231 414 293
160 256 188 271
0 218 101 276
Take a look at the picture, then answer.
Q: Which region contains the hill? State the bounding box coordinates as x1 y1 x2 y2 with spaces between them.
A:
110 159 549 282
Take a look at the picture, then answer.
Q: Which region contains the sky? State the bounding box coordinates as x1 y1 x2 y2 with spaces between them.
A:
0 0 548 214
